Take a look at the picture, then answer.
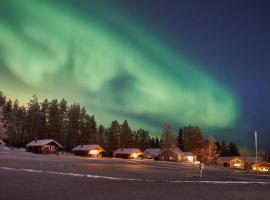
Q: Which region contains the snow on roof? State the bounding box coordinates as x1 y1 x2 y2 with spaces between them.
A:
179 151 194 157
26 139 62 148
72 144 104 152
219 156 263 162
143 148 161 155
114 148 142 154
252 162 270 168
172 148 194 157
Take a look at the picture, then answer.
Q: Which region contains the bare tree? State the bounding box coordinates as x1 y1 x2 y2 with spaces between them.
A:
205 135 219 165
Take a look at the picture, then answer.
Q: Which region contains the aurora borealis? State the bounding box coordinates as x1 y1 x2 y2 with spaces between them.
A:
1 0 269 148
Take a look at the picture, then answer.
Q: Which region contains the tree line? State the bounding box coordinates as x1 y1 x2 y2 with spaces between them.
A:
0 91 160 156
0 91 242 161
159 124 240 164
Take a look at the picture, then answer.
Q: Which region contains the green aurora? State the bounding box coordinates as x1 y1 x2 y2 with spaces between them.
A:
0 0 239 135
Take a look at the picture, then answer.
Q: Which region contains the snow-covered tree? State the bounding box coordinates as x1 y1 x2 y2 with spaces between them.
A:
0 106 7 141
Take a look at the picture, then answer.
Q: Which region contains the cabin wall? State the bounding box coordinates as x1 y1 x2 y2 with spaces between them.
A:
115 154 130 159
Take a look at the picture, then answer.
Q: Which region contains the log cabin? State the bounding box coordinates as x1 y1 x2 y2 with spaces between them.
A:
26 139 62 154
113 148 142 159
72 144 105 158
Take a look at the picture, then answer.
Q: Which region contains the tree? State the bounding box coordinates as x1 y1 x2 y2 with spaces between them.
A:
66 103 81 151
97 125 105 148
134 129 150 151
40 99 49 138
159 123 177 161
25 95 42 141
6 99 26 147
0 106 7 141
182 125 203 155
160 123 177 150
80 111 97 144
59 98 68 148
228 142 240 156
107 120 120 156
119 120 133 148
0 91 6 106
220 140 229 157
178 127 184 151
48 99 61 140
204 135 219 165
155 137 160 148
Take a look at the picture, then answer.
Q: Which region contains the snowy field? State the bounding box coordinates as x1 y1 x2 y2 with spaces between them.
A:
0 149 270 200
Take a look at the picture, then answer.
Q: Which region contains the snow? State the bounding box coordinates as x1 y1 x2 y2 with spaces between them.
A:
114 148 142 154
72 144 104 152
26 139 62 148
143 148 161 156
1 166 270 185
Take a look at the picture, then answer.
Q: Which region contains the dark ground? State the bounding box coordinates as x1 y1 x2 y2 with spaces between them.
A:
0 151 270 200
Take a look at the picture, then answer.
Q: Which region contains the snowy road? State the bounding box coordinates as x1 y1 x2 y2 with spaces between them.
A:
0 151 270 200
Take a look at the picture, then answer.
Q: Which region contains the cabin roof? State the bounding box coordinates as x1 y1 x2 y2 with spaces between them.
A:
173 148 195 157
114 148 142 154
252 162 270 168
26 139 62 148
219 156 263 162
143 148 161 154
72 144 104 152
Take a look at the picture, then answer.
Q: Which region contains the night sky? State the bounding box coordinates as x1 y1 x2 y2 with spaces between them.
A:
0 0 269 150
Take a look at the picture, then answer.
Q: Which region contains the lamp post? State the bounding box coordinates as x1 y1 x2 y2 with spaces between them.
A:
255 131 258 163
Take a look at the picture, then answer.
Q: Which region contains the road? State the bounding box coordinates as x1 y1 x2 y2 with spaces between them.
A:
0 151 270 200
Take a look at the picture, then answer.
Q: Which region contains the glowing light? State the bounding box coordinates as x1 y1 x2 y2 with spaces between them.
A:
89 150 99 155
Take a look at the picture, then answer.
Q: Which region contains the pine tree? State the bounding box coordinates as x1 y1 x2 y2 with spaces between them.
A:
134 129 150 151
120 120 133 148
107 120 120 156
66 103 81 151
178 127 184 151
0 106 7 141
182 125 203 154
48 99 61 140
25 95 42 141
80 112 97 144
40 99 49 138
228 142 240 156
155 137 160 148
97 125 105 147
220 140 229 156
0 91 6 106
59 99 68 148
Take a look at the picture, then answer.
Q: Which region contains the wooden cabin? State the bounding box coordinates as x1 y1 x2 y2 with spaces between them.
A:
177 151 197 163
113 148 142 159
218 156 262 169
72 144 105 158
158 148 197 163
143 148 161 159
252 162 270 172
26 139 62 154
